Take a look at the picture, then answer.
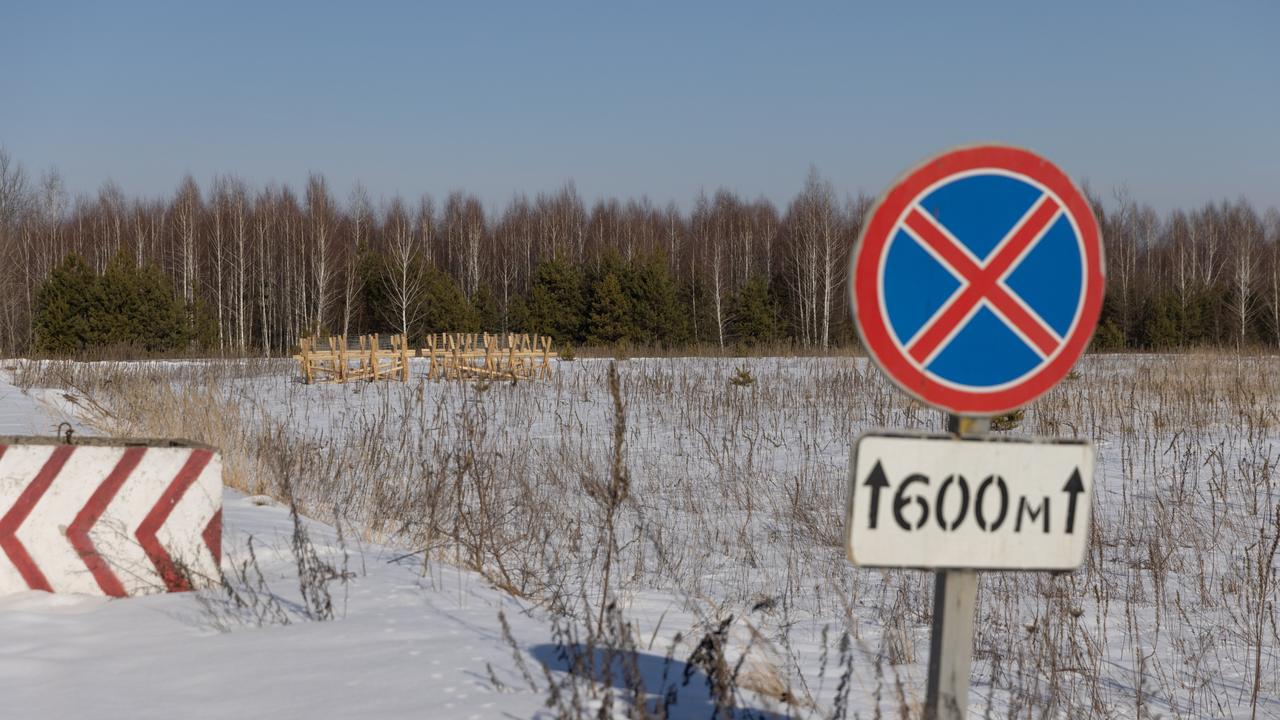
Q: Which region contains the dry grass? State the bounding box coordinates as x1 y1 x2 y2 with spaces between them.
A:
10 351 1280 718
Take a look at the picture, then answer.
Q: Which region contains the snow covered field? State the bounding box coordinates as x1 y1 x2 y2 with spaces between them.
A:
2 353 1278 718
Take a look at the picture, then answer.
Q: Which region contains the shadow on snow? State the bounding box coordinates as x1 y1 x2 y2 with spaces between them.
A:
530 643 793 720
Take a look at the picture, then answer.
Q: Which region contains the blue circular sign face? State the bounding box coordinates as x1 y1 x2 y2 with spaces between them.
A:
884 171 1084 387
851 146 1104 415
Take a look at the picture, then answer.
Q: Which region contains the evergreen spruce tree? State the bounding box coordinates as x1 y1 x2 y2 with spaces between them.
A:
134 262 192 351
188 298 222 351
624 251 686 345
506 294 529 336
1093 294 1128 350
34 254 98 354
1196 286 1230 346
1139 293 1181 349
587 271 632 345
357 246 394 334
418 266 475 335
729 274 780 345
470 286 501 332
524 258 586 343
94 253 144 348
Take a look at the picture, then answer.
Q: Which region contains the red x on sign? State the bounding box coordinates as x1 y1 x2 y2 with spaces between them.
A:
901 194 1064 365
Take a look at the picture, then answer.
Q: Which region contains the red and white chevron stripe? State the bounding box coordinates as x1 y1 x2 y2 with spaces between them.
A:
0 439 222 598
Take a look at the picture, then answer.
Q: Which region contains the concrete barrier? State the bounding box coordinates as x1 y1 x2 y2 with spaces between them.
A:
0 437 222 597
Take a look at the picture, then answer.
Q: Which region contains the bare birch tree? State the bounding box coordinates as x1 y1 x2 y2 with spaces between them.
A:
210 177 230 349
1229 204 1263 347
384 197 423 338
341 183 373 340
172 176 200 306
305 174 336 337
227 177 251 351
254 187 275 354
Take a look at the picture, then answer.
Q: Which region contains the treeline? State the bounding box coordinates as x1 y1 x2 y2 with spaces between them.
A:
1093 192 1280 349
0 149 1277 356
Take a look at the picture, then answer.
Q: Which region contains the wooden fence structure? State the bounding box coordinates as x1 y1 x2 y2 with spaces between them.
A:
422 333 556 381
293 333 557 384
295 333 412 384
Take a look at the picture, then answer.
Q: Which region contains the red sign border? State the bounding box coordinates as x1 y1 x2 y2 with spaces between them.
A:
850 145 1105 416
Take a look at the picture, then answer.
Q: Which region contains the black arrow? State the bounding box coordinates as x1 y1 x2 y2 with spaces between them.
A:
863 461 890 529
1063 468 1085 534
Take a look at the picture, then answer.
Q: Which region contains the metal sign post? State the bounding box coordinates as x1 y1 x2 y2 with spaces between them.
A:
925 414 986 720
927 568 978 719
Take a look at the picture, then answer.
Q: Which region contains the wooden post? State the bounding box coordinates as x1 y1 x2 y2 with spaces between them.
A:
388 334 397 380
300 337 313 384
428 335 438 380
449 334 455 377
338 336 349 383
308 336 314 380
399 334 410 382
440 335 447 379
332 335 343 381
370 333 380 381
442 334 451 380
924 413 989 720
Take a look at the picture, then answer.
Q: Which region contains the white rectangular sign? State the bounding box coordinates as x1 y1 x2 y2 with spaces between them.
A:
845 432 1093 570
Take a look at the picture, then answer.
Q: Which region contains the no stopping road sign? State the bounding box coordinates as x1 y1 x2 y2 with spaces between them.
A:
849 145 1104 415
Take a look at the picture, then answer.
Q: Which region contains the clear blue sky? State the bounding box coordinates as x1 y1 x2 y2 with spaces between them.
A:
2 1 1276 213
